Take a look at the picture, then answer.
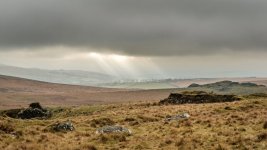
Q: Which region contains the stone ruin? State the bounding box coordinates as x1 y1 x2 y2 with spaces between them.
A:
159 91 240 105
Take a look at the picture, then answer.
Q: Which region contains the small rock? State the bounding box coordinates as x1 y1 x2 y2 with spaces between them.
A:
96 126 131 134
52 121 75 132
165 113 190 122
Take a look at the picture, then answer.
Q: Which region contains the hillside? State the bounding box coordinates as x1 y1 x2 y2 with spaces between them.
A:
0 64 117 86
102 78 267 89
0 75 174 109
1 75 267 109
0 75 267 149
2 64 267 89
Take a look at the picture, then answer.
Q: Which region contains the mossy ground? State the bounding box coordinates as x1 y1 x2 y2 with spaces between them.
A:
0 98 267 150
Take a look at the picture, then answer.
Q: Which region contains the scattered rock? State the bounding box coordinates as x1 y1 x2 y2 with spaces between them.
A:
159 91 240 105
165 113 190 122
96 126 131 134
18 102 51 119
51 120 75 132
18 108 48 119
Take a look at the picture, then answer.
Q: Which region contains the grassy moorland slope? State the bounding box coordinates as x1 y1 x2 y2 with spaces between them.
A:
0 98 267 150
0 75 175 109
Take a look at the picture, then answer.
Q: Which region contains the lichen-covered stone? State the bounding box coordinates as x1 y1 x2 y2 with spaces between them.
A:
96 126 131 134
51 121 75 132
165 113 190 122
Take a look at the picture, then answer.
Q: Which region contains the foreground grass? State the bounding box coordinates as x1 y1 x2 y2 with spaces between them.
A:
0 98 267 150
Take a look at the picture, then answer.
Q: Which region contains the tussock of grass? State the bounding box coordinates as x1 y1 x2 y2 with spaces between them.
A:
263 121 267 129
137 115 159 123
99 133 128 143
0 121 15 134
50 105 104 118
82 145 98 150
246 93 267 98
257 132 267 142
90 118 115 128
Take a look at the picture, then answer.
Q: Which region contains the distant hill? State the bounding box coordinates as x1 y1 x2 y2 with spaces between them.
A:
102 79 180 89
1 64 267 89
187 80 267 95
172 78 267 88
188 80 265 88
0 64 117 86
103 78 267 89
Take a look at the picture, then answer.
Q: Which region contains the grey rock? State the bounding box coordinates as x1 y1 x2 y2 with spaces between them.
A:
165 113 190 122
52 121 75 132
96 125 131 134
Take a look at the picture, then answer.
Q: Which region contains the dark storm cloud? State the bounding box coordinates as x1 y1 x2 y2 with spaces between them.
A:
1 0 267 56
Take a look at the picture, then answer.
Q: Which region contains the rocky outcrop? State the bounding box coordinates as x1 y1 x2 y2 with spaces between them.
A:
159 91 240 105
17 102 51 119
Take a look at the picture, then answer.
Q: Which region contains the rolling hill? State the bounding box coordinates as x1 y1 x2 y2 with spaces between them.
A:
0 64 117 86
103 77 267 89
2 64 267 89
0 75 174 109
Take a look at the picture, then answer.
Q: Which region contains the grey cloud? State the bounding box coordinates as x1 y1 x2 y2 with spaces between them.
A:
0 0 267 56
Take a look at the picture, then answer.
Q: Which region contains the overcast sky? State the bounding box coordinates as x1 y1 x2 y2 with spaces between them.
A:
0 0 267 78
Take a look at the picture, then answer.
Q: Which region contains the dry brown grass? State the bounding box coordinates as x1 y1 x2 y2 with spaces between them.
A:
0 98 267 150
